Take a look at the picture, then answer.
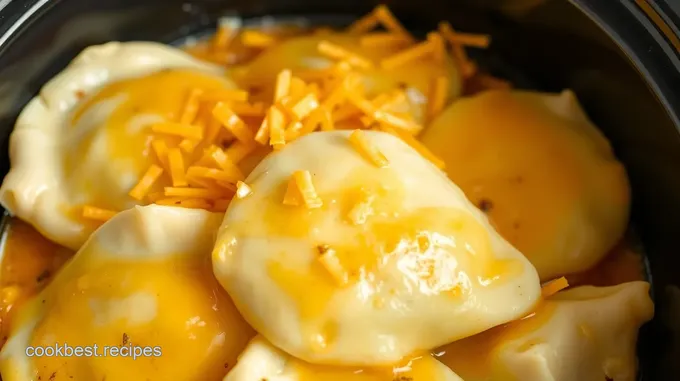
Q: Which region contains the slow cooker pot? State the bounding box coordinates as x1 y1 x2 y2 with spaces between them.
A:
0 0 678 379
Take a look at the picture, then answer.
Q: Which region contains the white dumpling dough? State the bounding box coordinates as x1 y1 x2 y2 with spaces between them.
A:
421 90 631 280
226 335 464 381
0 205 254 381
213 130 541 365
437 281 654 381
0 41 228 250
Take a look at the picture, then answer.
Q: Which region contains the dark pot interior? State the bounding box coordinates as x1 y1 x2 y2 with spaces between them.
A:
0 0 679 379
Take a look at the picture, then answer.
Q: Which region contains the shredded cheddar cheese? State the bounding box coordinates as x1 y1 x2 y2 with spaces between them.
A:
82 206 117 222
541 277 570 298
235 181 252 199
381 38 437 70
438 21 478 78
179 88 204 125
319 108 334 131
439 30 490 48
274 69 292 102
284 120 305 141
88 7 505 216
155 197 184 206
178 139 199 154
290 92 320 120
186 175 222 193
213 18 242 47
212 102 254 143
213 22 239 50
427 32 446 63
187 166 241 184
317 246 349 286
282 176 302 206
164 187 224 199
209 147 245 180
216 180 238 192
254 117 270 145
224 141 256 164
128 164 164 200
179 198 213 210
373 110 421 134
151 122 203 140
241 30 277 47
201 89 249 103
349 130 389 167
289 77 307 99
373 5 416 43
167 148 188 187
151 139 170 169
268 106 287 150
317 41 373 69
231 101 267 117
292 170 323 208
427 76 449 122
346 11 379 34
360 32 411 48
379 125 445 169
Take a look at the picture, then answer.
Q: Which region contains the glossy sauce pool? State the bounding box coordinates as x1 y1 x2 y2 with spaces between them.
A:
0 217 73 347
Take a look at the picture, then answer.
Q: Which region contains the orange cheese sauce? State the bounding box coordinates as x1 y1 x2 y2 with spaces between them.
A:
0 218 73 348
15 242 253 381
567 239 646 287
64 69 234 211
421 91 588 254
420 90 630 280
434 301 559 380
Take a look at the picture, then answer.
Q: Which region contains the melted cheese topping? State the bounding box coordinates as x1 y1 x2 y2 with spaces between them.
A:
65 69 234 212
213 130 540 365
421 90 630 280
226 335 464 381
436 281 653 381
232 33 461 128
0 42 227 250
0 206 254 381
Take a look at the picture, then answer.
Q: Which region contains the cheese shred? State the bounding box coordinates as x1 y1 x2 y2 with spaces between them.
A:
241 30 277 47
427 76 449 122
373 5 415 43
380 125 445 169
349 130 389 167
318 41 373 69
167 148 188 187
317 246 349 286
213 102 254 143
541 277 570 298
381 39 437 70
129 164 164 200
268 106 287 150
151 123 203 140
